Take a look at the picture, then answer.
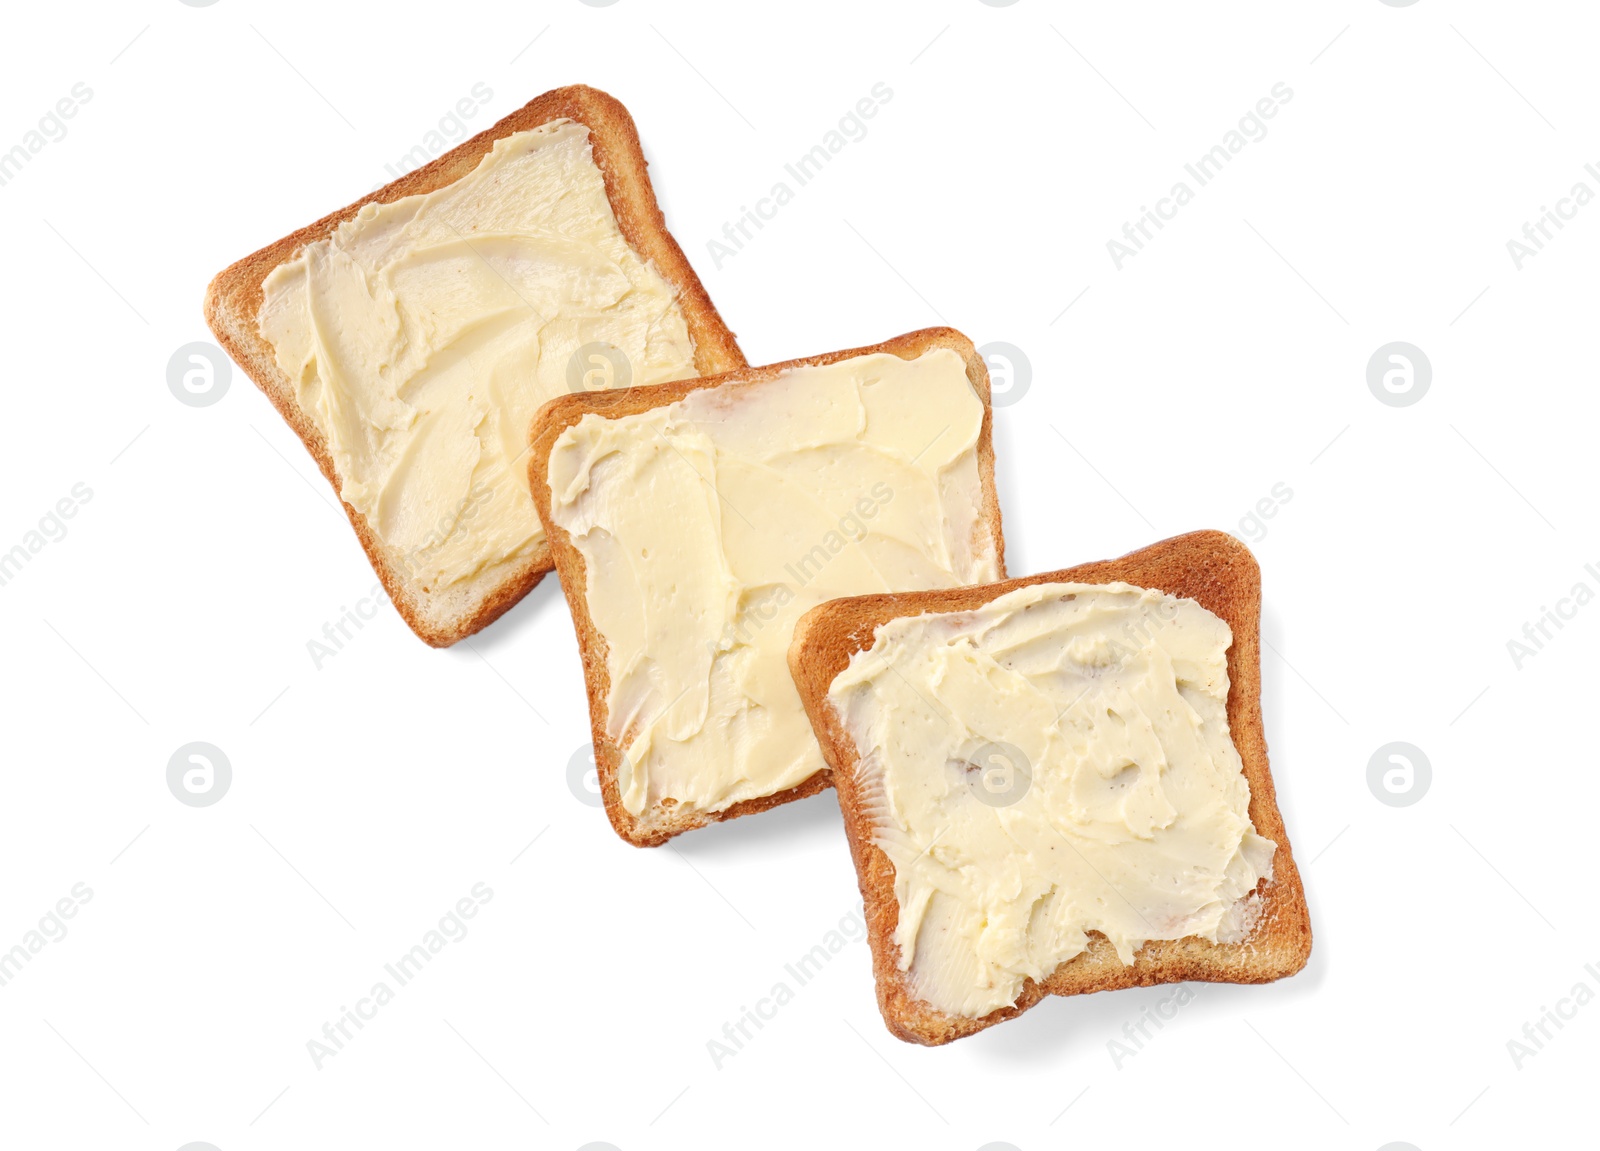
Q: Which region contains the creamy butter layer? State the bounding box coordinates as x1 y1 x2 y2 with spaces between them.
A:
827 582 1276 1019
546 347 1000 820
259 120 697 592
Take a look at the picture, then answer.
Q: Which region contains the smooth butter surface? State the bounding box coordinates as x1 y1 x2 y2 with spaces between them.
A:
827 581 1276 1018
546 347 1000 821
259 120 696 593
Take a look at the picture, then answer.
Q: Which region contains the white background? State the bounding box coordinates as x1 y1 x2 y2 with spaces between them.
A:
1 1 1594 1148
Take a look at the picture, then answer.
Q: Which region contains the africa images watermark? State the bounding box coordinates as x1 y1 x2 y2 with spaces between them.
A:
169 342 231 407
1367 742 1431 808
705 82 894 270
1106 82 1293 270
168 743 232 808
371 81 495 190
1504 160 1600 270
0 482 94 590
0 82 93 190
1506 959 1600 1070
706 906 868 1069
305 481 495 668
1233 481 1293 544
1106 984 1199 1068
1083 588 1180 667
0 883 94 989
1505 560 1600 670
706 480 894 656
306 882 494 1069
306 582 387 670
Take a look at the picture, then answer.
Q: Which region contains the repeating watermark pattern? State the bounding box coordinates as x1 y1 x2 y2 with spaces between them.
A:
1505 562 1599 670
1366 742 1430 808
965 741 1032 807
307 582 387 669
374 82 494 187
705 82 894 269
1106 984 1198 1068
0 883 93 989
567 342 632 394
705 482 895 657
306 882 494 1069
568 743 605 808
1235 481 1293 543
1106 82 1293 269
14 13 1593 1144
0 82 93 190
1506 960 1600 1070
1505 164 1600 270
0 481 92 590
1366 342 1430 408
167 743 232 808
168 341 231 408
978 342 1031 408
706 907 867 1068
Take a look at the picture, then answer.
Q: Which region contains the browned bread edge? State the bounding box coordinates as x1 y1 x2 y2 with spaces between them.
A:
527 327 1008 846
787 529 1312 1045
203 84 746 647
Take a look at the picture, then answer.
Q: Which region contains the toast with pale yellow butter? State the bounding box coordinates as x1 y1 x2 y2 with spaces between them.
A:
204 85 744 646
788 530 1311 1045
528 328 1006 846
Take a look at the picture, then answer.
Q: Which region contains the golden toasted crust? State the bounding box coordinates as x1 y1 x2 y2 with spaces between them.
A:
527 327 1008 846
203 85 746 647
787 529 1312 1045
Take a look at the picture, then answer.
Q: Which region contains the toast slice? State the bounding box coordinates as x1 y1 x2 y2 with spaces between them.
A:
529 327 1007 846
788 530 1311 1044
204 85 745 647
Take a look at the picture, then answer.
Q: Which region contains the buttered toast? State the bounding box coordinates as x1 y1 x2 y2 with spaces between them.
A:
788 530 1311 1044
205 85 744 647
528 327 1007 846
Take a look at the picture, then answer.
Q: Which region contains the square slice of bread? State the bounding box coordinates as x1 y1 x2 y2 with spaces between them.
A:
204 85 745 647
788 529 1311 1045
528 327 1007 846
